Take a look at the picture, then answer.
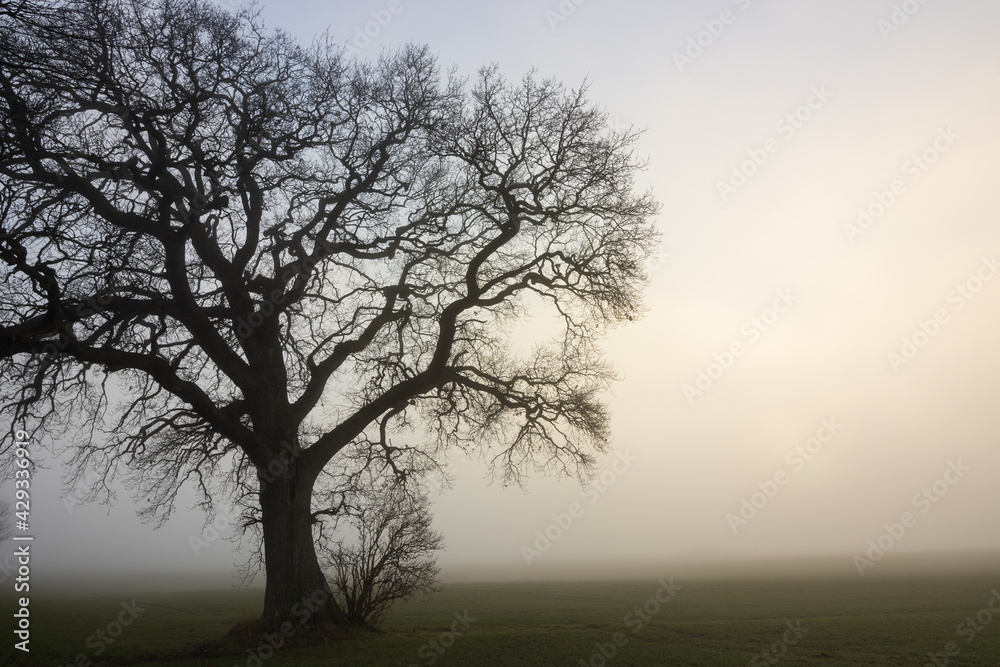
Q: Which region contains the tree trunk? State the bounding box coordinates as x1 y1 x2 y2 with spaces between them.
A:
258 467 350 627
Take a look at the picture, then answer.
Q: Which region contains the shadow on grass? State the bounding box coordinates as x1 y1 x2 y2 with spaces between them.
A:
192 615 376 659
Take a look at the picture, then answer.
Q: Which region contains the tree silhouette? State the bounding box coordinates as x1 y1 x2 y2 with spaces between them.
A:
321 485 443 627
0 499 12 542
0 0 659 625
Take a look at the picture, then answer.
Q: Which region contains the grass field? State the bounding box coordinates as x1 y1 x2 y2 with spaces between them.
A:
4 559 1000 666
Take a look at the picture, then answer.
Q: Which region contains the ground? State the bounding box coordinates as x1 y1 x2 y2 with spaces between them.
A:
7 568 1000 665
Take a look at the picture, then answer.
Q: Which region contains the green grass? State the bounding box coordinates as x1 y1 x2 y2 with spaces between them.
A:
4 571 1000 665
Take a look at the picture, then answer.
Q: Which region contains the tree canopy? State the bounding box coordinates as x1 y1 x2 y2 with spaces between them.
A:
0 0 659 623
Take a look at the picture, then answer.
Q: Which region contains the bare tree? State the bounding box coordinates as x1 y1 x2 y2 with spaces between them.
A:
0 499 12 542
0 0 659 625
321 484 443 627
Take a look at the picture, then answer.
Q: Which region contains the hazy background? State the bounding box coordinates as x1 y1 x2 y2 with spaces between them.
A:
15 0 1000 590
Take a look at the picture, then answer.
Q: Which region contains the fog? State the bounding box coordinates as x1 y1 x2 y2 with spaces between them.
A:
14 0 1000 590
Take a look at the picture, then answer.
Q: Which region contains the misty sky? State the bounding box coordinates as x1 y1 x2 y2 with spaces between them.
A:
18 0 1000 586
